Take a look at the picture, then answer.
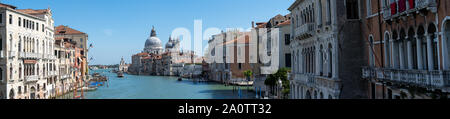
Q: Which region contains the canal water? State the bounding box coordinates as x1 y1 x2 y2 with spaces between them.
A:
84 69 255 99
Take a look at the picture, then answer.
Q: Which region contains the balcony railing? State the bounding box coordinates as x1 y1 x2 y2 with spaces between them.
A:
290 73 340 91
25 75 39 82
384 0 437 20
49 71 58 76
61 74 70 79
295 23 316 40
43 54 57 60
0 50 4 58
362 67 449 88
8 51 17 58
19 52 40 59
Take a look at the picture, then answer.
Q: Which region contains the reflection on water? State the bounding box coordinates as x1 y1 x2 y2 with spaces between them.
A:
84 69 255 99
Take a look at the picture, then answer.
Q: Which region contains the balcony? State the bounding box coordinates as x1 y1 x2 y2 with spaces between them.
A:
49 71 58 76
19 52 40 59
294 23 316 40
291 73 338 89
61 74 70 79
384 0 437 20
25 75 39 82
8 51 17 58
43 54 57 60
0 50 4 58
362 67 450 88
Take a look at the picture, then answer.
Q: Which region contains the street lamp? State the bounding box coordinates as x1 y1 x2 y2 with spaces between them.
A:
278 78 283 99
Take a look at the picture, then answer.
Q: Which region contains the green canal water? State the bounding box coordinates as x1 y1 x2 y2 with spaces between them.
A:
83 69 255 99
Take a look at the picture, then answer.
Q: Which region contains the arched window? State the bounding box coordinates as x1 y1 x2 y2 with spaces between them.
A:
369 36 375 67
18 36 21 52
9 89 15 99
312 47 316 74
19 64 22 79
408 28 417 69
30 87 36 99
319 45 324 76
314 90 318 99
428 23 438 70
392 30 400 69
9 34 13 51
306 90 311 99
9 63 13 81
444 20 450 70
384 32 391 68
23 36 26 52
18 86 22 94
37 84 40 92
400 29 407 69
328 43 333 77
320 92 324 99
0 35 2 51
0 68 3 81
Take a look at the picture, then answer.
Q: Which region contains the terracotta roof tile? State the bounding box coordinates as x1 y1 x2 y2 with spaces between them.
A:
136 52 149 56
0 3 17 9
277 20 291 26
16 9 49 15
55 25 86 35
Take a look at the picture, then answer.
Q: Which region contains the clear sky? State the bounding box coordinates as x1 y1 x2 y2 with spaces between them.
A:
2 0 294 65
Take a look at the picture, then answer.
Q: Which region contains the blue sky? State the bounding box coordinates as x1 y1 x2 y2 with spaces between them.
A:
2 0 294 65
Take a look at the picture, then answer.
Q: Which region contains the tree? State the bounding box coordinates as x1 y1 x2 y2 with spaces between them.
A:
264 68 291 99
243 70 253 81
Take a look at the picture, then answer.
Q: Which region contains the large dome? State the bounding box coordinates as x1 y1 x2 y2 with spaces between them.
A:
145 37 162 48
144 27 162 49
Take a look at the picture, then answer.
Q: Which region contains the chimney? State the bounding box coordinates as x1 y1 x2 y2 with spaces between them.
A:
252 21 255 28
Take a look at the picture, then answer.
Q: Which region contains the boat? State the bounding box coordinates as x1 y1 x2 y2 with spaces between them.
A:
77 87 97 92
178 78 182 81
117 71 124 78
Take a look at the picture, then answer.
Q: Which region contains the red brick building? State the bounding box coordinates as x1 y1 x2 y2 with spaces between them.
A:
361 0 450 99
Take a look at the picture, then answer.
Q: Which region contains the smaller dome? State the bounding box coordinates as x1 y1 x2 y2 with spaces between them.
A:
166 42 174 48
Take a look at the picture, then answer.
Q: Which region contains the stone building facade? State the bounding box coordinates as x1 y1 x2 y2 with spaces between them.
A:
250 14 292 98
289 0 368 99
361 0 450 99
0 3 56 99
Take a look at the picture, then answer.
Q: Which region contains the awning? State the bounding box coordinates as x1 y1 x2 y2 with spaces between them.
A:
24 60 37 64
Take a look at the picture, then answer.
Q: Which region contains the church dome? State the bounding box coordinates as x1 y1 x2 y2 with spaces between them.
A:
145 37 162 48
165 42 173 48
145 27 162 49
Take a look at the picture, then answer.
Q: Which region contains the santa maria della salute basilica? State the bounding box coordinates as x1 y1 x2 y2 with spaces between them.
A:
128 27 203 77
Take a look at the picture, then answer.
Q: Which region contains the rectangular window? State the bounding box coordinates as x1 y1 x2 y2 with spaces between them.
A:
318 0 323 27
346 0 359 19
285 54 292 67
23 19 26 28
42 24 45 32
285 34 291 45
367 0 372 16
0 13 3 23
238 63 242 70
9 14 12 24
18 17 21 26
371 83 376 99
327 0 332 24
36 23 39 31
